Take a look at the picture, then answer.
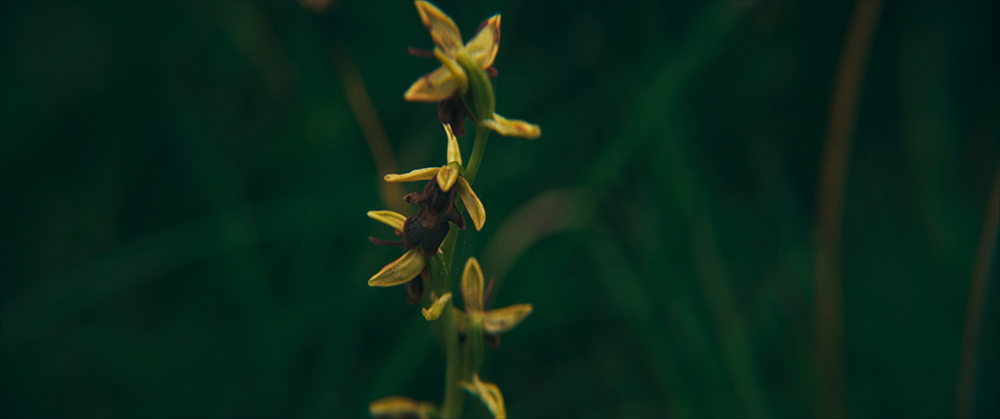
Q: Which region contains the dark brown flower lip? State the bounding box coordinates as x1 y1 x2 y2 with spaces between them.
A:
399 178 466 257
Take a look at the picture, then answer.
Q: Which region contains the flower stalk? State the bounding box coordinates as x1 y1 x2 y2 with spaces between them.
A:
365 2 539 418
464 125 491 185
428 253 465 418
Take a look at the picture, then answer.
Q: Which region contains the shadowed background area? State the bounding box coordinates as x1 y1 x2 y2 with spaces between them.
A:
1 1 998 418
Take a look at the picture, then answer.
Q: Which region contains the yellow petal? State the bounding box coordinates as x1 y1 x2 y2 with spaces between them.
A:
415 0 463 54
459 374 506 419
367 210 406 231
463 14 501 68
384 167 440 183
369 248 426 287
481 304 533 334
461 257 485 312
369 396 437 419
421 292 452 321
444 123 463 165
454 176 485 230
404 66 459 102
480 113 541 139
436 164 459 192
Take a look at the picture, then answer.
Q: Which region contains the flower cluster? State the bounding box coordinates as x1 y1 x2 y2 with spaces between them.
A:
365 2 539 418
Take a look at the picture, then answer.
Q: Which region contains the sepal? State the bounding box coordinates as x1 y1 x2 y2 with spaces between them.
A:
454 177 485 231
459 373 506 419
461 257 485 312
367 210 407 231
422 292 452 321
369 248 426 287
480 113 541 139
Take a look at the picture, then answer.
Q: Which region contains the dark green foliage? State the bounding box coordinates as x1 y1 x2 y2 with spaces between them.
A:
1 1 997 417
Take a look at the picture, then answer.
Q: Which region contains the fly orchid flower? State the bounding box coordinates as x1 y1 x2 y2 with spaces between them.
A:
405 1 541 140
365 178 467 292
404 0 499 103
384 124 485 231
455 257 532 347
366 125 483 291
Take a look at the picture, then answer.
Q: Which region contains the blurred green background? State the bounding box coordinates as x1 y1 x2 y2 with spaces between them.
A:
2 1 998 417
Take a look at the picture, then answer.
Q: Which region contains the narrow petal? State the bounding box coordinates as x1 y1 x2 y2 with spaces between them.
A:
384 167 440 183
459 374 506 419
461 257 485 312
480 113 541 139
421 292 452 321
415 0 463 54
369 396 437 419
481 304 533 334
463 14 501 68
454 177 485 230
369 248 426 287
404 66 459 102
436 165 459 192
367 210 407 231
444 123 463 165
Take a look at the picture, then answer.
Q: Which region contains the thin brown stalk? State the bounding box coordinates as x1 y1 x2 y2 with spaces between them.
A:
957 169 1000 418
332 42 407 213
814 1 883 417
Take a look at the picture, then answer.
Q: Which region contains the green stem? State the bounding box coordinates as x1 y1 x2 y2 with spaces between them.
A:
440 301 464 418
440 227 460 273
438 123 491 419
463 125 491 185
430 254 464 418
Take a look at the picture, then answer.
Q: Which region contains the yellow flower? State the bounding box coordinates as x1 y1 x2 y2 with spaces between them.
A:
369 396 437 419
459 373 507 419
404 1 500 102
404 1 541 140
383 124 485 231
455 257 533 336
